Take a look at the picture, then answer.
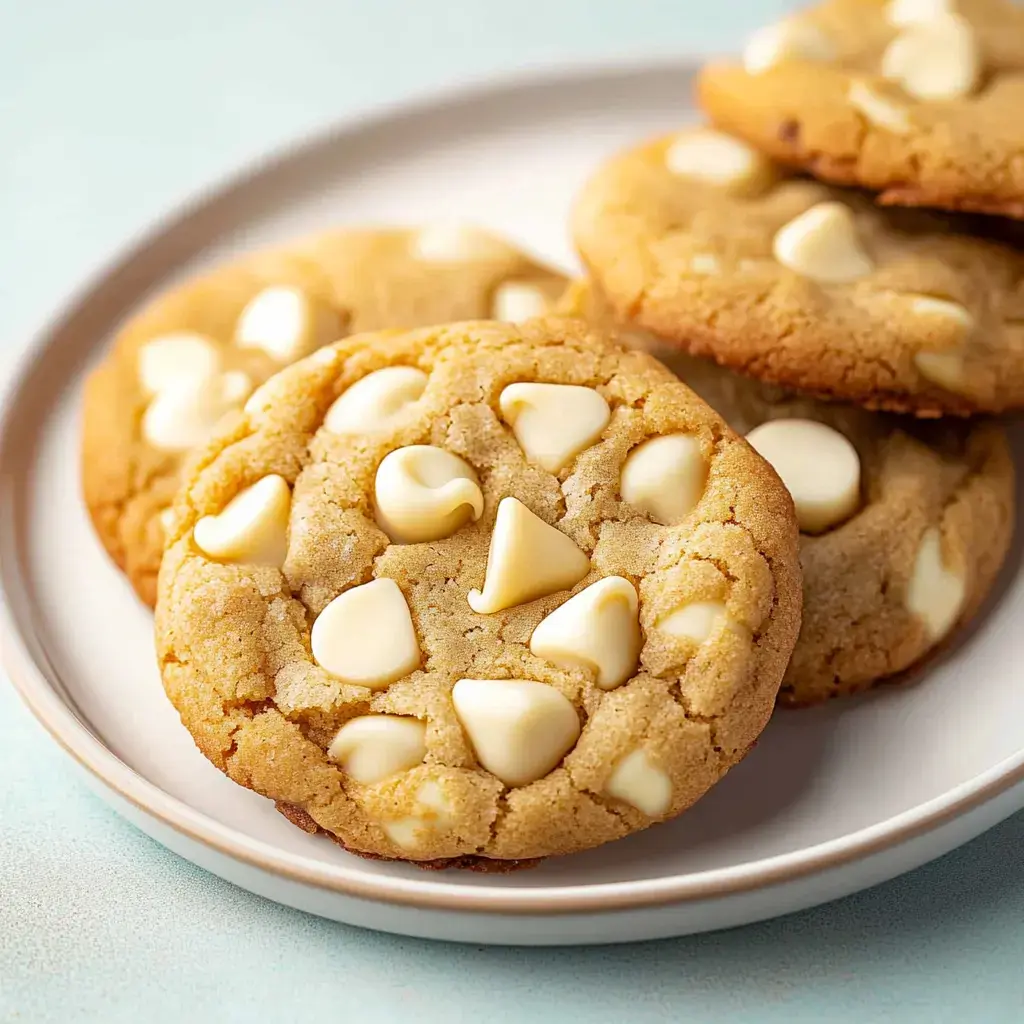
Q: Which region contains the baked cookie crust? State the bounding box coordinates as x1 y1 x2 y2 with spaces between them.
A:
573 130 1024 416
83 226 565 605
559 281 1016 705
155 318 801 862
699 0 1024 217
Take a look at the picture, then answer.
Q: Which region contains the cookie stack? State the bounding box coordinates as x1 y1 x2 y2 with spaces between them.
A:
573 0 1020 706
80 0 1019 869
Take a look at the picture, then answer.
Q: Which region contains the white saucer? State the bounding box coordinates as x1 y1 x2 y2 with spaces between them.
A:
2 58 1024 946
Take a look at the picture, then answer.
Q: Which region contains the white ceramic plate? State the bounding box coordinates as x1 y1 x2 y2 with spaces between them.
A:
3 58 1024 946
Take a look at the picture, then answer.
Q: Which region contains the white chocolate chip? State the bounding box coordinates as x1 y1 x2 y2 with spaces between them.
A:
905 527 965 642
773 202 874 284
137 332 221 396
234 286 341 363
310 346 340 367
914 350 969 392
492 281 549 322
467 497 590 614
742 18 837 74
529 576 641 690
192 474 291 567
374 445 484 544
848 80 912 134
620 433 707 526
242 378 274 416
142 370 253 452
381 818 421 849
905 295 974 327
688 253 722 276
327 715 427 784
324 366 429 436
451 679 581 787
415 779 448 813
382 780 452 849
605 749 672 817
665 130 775 192
310 578 420 689
221 370 255 404
887 0 955 28
499 382 611 474
411 224 517 263
658 601 732 644
159 507 175 537
882 13 980 101
137 332 250 453
746 419 861 534
738 257 773 273
902 295 974 393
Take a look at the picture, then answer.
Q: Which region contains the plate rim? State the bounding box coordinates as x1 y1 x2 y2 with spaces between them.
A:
3 54 1024 918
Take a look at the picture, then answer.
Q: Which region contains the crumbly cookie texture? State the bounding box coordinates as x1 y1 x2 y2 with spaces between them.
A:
559 281 1016 705
82 226 566 606
155 318 801 863
572 128 1024 416
698 0 1024 217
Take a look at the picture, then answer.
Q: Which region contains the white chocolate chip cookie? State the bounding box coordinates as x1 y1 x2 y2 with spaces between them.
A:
572 126 1024 416
699 0 1024 218
82 226 566 606
155 318 801 865
559 281 1015 706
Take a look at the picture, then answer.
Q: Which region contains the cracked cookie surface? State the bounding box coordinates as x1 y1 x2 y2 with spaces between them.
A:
560 281 1016 705
155 318 801 863
699 0 1024 217
572 128 1024 416
82 225 566 606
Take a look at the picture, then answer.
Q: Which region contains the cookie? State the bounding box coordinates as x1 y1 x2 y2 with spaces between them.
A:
572 127 1024 416
154 317 801 863
82 225 566 606
559 281 1016 705
698 0 1024 217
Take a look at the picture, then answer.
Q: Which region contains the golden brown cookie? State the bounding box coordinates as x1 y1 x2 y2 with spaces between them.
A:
559 281 1016 705
154 318 801 864
82 225 566 606
572 127 1024 417
698 0 1024 217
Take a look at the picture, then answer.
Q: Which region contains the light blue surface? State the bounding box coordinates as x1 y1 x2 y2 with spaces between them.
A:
2 2 1023 1020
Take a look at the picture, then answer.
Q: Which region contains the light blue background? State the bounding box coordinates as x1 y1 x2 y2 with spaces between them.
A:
3 2 1023 1020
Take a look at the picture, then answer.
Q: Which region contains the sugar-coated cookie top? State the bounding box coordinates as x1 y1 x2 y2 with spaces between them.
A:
156 317 801 863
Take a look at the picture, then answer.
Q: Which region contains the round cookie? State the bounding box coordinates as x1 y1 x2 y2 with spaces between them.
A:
572 127 1024 417
82 225 566 606
559 281 1016 705
154 317 801 864
698 0 1024 218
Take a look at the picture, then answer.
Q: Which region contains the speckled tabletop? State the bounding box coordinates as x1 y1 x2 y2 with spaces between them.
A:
3 2 1024 1021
